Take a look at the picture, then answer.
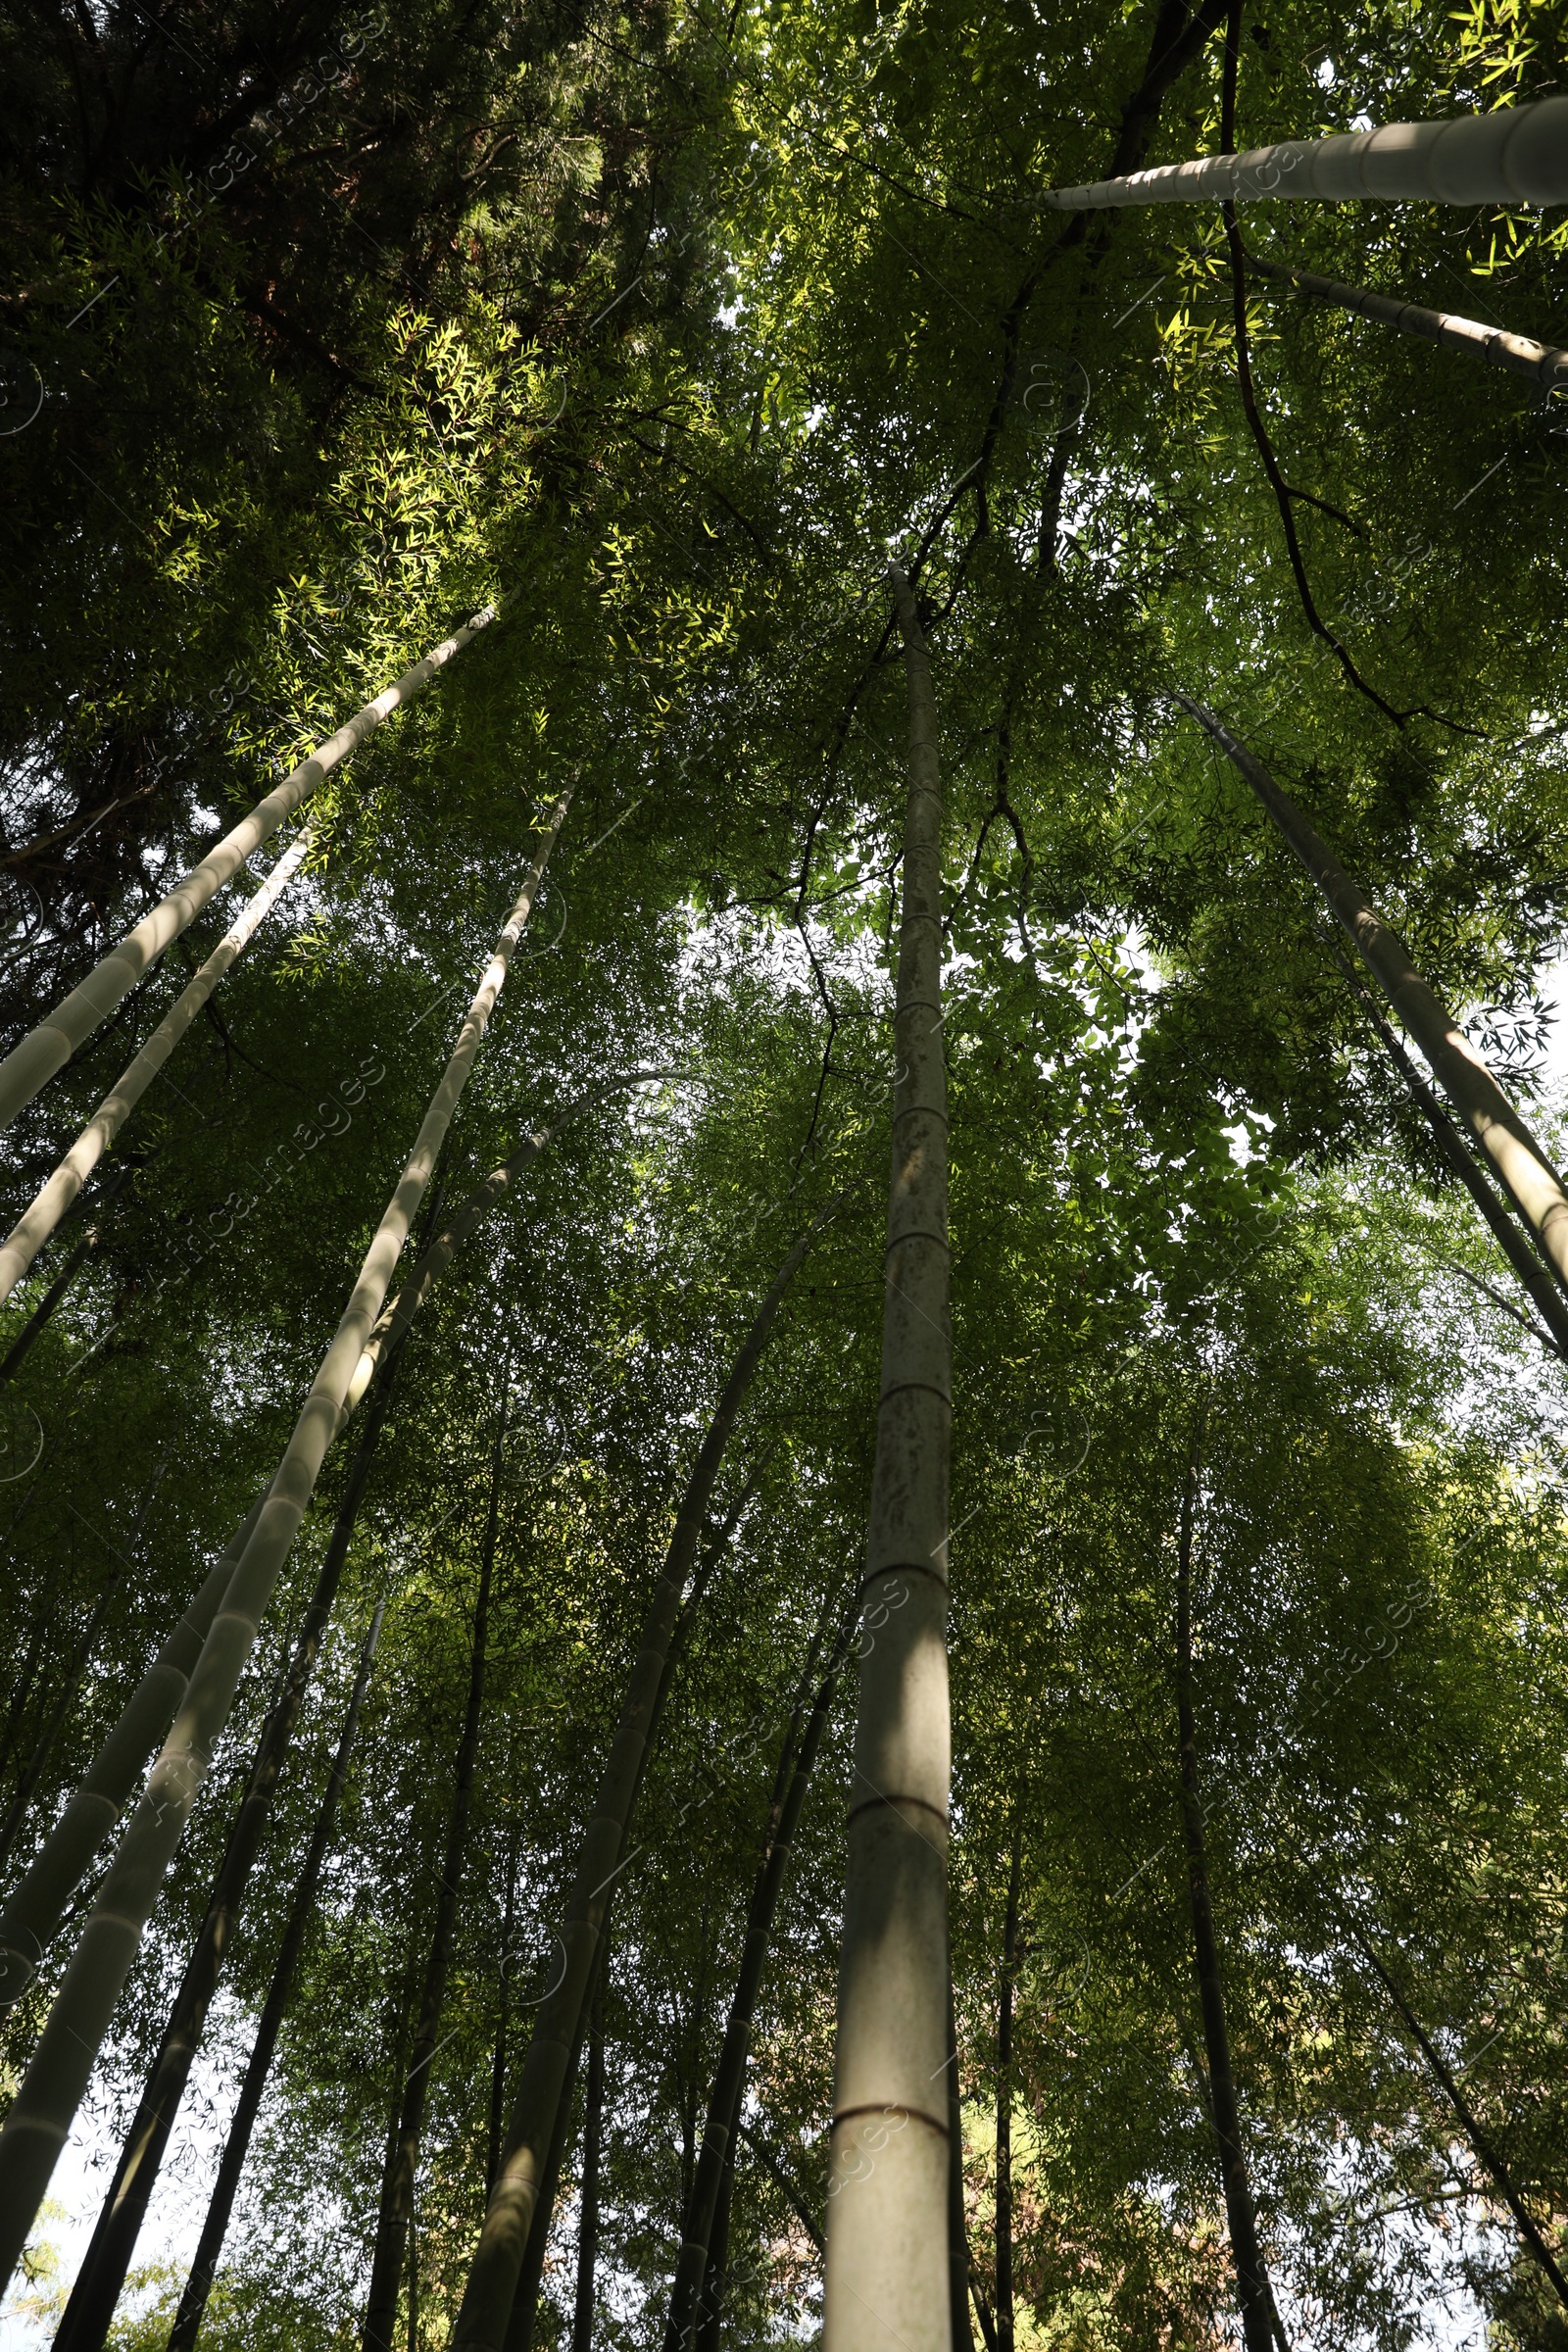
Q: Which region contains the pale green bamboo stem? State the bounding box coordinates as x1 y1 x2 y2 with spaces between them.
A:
822 564 953 2352
1174 693 1568 1295
0 786 568 2283
1246 251 1568 391
0 824 317 1306
1041 94 1568 210
0 607 498 1134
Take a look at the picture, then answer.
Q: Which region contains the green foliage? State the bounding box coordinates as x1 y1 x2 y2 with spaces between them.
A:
4 0 1568 2343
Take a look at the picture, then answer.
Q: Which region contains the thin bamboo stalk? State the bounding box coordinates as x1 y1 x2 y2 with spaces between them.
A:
165 1599 385 2352
569 1951 607 2352
348 1068 679 1411
54 1355 406 2352
822 564 953 2352
451 1213 829 2351
1345 1921 1568 2309
488 1822 525 2196
1041 95 1568 210
1247 250 1568 390
0 613 498 1135
0 1453 169 1883
946 1977 975 2352
0 1497 267 2018
1174 1415 1276 2352
995 1827 1021 2352
363 1398 506 2351
664 1594 854 2352
0 1238 90 1388
0 787 568 2285
1175 695 1568 1298
0 824 317 1305
1325 938 1568 1353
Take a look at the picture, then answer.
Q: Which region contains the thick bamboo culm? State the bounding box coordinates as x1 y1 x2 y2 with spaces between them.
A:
1174 693 1568 1293
1042 94 1568 210
0 820 317 1306
0 787 569 2285
0 606 498 1135
0 1057 658 2022
822 564 954 2352
1246 250 1568 391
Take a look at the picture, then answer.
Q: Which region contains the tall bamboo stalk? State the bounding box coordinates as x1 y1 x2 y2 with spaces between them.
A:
0 1237 90 1389
0 612 498 1134
1246 249 1568 391
0 1453 168 1882
489 1821 525 2195
1041 94 1568 210
1175 695 1568 1298
451 1212 829 2351
995 1827 1021 2352
166 1599 385 2352
664 1593 854 2352
1345 1919 1568 2310
54 1354 407 2352
946 1975 975 2352
1325 938 1568 1353
498 1483 796 2352
363 1398 506 2351
569 1953 608 2352
0 1495 266 2018
0 1037 628 2024
0 823 316 1304
0 789 568 2286
822 562 953 2352
1174 1417 1276 2352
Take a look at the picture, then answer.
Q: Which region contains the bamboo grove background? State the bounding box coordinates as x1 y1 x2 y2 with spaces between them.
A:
3 0 1568 2343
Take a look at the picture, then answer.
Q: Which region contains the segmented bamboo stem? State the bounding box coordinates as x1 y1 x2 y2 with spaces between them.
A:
822 564 953 2352
1042 95 1568 210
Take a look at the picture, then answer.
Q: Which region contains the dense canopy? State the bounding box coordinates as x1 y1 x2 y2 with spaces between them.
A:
2 0 1568 2348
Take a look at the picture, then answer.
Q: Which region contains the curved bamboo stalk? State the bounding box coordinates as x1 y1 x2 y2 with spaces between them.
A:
1172 694 1568 1298
821 564 953 2352
0 608 498 1135
0 822 317 1305
53 1357 408 2352
0 787 567 2285
1041 94 1568 211
0 1050 652 2025
1246 250 1568 391
450 1209 831 2352
166 1599 385 2352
